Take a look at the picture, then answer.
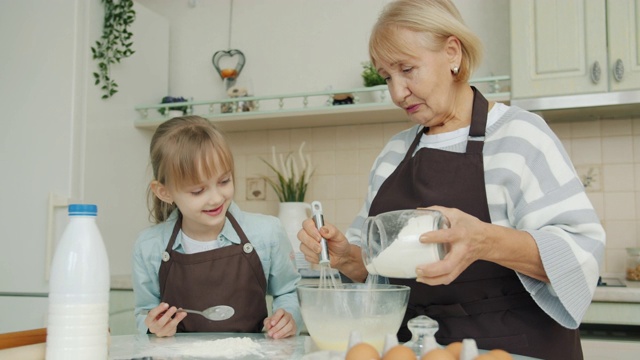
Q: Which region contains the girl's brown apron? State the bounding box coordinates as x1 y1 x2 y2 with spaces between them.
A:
158 212 268 333
368 87 582 359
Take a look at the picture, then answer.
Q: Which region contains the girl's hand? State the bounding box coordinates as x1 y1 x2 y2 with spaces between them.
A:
144 302 187 337
263 308 296 339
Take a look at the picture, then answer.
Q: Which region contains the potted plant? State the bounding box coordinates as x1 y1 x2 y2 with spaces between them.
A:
260 142 314 269
361 61 386 87
91 0 136 99
261 142 313 203
361 61 390 102
158 96 189 117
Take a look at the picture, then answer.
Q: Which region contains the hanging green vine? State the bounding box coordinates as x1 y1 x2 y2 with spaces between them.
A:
91 0 136 99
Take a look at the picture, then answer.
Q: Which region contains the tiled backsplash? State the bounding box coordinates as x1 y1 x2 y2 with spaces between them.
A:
227 113 640 275
549 116 640 275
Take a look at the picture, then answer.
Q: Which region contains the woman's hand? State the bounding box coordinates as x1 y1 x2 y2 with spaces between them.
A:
298 218 369 282
415 206 548 285
298 218 350 268
264 309 296 339
144 302 187 337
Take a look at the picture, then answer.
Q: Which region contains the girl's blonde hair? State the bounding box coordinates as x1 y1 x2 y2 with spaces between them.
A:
369 0 482 83
147 116 234 223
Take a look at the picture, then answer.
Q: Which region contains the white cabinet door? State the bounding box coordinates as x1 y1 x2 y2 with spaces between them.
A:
0 0 79 295
510 0 608 98
607 0 640 92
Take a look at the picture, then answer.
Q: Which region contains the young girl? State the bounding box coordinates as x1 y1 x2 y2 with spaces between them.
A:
132 116 302 339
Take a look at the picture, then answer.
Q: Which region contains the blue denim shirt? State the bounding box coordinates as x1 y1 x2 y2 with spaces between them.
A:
132 202 302 334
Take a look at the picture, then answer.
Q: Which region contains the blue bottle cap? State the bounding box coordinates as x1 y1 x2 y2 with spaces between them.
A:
68 204 98 216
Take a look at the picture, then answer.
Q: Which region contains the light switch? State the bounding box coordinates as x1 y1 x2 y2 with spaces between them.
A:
246 178 266 200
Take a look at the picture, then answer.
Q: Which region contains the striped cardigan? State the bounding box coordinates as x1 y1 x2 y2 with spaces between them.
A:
346 104 606 329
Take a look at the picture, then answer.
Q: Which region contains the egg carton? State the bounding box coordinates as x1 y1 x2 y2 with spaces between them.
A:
348 331 481 360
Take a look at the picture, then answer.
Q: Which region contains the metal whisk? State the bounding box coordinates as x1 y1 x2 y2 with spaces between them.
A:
311 201 330 265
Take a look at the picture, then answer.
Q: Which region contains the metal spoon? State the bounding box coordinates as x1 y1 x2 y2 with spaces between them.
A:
141 305 235 321
179 305 234 321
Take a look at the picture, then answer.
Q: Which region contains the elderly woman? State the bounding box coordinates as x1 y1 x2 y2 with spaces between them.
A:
298 0 605 359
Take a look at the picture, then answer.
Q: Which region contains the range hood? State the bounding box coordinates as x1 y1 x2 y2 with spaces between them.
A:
510 90 640 122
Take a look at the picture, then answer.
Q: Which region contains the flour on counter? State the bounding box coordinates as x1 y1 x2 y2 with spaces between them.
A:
141 337 265 359
365 213 443 278
183 337 264 358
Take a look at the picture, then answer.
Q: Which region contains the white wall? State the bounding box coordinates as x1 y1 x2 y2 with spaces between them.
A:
136 0 510 102
0 0 170 292
84 3 170 276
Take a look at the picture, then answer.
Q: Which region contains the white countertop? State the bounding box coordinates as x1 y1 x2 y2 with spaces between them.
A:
592 275 640 303
107 333 538 360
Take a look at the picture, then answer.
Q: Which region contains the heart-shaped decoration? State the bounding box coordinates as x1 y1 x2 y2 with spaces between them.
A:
212 49 245 80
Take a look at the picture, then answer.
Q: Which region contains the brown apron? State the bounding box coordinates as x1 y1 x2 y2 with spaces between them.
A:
158 212 268 333
368 87 582 359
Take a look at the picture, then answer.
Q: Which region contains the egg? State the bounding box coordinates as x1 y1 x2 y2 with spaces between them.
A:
383 345 417 360
444 342 462 358
346 342 381 360
420 348 456 360
474 354 497 360
487 349 513 360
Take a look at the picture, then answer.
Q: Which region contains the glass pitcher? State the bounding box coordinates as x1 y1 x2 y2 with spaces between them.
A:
362 209 450 278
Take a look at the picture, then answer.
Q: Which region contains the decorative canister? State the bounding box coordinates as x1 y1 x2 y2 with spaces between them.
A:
626 247 640 281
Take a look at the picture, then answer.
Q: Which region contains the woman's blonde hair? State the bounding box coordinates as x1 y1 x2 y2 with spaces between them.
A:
147 116 234 223
369 0 482 82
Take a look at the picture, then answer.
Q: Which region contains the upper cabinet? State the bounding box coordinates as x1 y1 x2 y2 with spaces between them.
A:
510 0 640 99
607 0 640 92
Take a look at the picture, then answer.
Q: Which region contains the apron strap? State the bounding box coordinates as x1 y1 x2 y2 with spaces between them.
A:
466 86 488 155
225 211 268 292
164 213 182 252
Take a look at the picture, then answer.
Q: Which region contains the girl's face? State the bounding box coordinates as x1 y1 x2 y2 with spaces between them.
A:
164 171 235 241
375 28 464 134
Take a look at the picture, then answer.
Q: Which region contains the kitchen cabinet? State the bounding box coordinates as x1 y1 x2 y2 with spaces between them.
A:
582 301 640 326
510 0 640 99
109 290 137 336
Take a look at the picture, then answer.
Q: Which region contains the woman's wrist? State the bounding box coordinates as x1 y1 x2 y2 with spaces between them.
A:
334 244 368 283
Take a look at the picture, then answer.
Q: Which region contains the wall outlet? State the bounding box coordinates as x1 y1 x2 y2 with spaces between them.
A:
246 178 266 200
576 165 601 191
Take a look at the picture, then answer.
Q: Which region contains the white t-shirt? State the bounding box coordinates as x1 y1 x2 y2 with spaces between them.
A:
418 102 509 149
180 230 221 254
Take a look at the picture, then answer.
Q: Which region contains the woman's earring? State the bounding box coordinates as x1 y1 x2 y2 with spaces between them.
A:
451 66 460 76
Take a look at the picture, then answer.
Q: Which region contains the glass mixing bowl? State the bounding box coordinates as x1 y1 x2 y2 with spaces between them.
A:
297 283 410 352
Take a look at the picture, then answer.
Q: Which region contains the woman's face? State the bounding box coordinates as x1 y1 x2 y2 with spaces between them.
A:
375 28 462 133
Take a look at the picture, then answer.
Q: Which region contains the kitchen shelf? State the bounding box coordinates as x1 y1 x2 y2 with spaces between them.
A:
134 76 511 133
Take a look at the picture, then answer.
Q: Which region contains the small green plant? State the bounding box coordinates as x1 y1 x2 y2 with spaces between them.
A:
158 96 188 116
361 61 386 87
261 142 313 202
91 0 136 99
